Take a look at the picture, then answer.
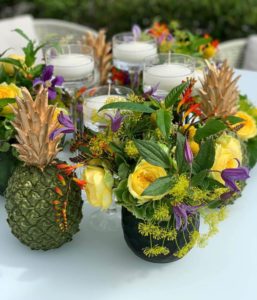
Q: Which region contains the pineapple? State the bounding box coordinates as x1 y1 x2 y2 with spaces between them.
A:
199 60 240 118
5 87 83 250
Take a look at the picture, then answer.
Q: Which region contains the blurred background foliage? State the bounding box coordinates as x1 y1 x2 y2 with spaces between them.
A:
1 0 257 40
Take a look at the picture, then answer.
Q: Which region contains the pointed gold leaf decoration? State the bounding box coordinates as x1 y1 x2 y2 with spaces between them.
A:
199 60 240 118
11 87 62 170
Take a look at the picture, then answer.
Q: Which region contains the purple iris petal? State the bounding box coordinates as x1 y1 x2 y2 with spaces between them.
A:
184 139 193 164
173 204 201 231
33 78 43 87
220 190 235 201
221 165 250 192
48 87 57 100
105 111 124 132
42 65 54 81
52 75 64 87
49 127 74 141
167 33 173 41
58 111 74 129
143 83 164 102
132 24 141 40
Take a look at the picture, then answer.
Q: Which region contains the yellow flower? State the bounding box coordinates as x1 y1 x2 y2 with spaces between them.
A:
127 160 167 203
233 111 257 140
211 135 242 184
1 54 25 75
0 83 21 115
83 166 113 209
202 45 217 59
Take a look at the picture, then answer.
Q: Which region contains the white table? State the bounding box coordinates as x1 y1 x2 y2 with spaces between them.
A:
1 70 257 300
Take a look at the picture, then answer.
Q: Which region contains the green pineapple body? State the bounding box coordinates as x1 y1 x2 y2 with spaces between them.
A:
5 162 83 250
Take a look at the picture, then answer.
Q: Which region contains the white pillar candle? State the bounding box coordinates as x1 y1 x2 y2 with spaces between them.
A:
49 54 94 81
194 69 204 91
83 95 126 130
143 63 193 95
113 41 157 64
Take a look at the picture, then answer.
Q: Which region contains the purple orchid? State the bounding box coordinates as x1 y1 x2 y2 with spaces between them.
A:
221 165 249 192
132 24 142 40
33 65 64 100
105 110 124 132
49 111 75 140
173 204 201 231
143 83 164 102
184 138 193 165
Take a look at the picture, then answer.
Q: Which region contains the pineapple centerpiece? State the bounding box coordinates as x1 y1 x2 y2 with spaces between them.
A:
5 87 83 250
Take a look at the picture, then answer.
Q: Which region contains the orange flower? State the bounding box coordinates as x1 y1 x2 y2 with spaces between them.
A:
55 187 63 196
148 22 170 38
57 174 66 186
56 163 83 176
76 86 87 98
73 178 87 189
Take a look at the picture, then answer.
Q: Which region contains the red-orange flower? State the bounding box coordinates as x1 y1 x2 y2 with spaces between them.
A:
76 86 87 98
56 163 83 176
55 186 63 196
148 22 170 38
57 174 66 186
73 178 87 189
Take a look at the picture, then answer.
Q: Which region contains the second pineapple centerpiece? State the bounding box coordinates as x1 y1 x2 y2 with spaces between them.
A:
5 88 84 250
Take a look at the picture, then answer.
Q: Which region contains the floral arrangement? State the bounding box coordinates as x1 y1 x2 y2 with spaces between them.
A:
72 60 256 261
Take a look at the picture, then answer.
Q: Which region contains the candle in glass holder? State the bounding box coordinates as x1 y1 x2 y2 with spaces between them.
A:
49 53 94 81
113 41 157 64
143 63 193 93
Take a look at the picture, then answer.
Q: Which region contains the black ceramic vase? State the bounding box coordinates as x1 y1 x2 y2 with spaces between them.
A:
122 207 200 263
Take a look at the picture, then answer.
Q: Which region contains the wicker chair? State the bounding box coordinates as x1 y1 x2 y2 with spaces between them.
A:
34 18 96 41
218 38 247 69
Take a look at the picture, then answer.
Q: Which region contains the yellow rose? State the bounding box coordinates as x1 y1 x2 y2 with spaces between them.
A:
83 166 113 209
233 111 257 140
1 54 25 75
0 83 22 115
211 135 242 184
128 160 167 203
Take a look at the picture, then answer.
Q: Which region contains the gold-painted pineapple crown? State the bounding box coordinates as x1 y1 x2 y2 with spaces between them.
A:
11 87 62 169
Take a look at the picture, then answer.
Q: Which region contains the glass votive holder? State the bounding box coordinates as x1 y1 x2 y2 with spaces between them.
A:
193 57 208 92
45 44 95 89
143 53 195 97
82 85 133 132
112 32 157 89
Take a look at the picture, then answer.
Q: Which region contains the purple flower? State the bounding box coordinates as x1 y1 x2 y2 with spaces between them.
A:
221 164 249 193
143 83 164 102
33 65 64 100
105 111 124 132
132 24 141 40
173 204 201 231
49 112 75 140
157 33 173 44
184 139 193 164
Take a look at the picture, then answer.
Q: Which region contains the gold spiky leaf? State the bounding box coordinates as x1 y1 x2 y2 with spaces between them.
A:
199 60 240 118
11 87 62 169
84 29 112 84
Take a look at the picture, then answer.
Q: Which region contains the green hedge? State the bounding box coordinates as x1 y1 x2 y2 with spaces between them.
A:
2 0 257 40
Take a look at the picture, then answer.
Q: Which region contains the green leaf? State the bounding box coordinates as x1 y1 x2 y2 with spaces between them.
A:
0 142 10 152
192 139 215 173
246 136 257 168
118 163 129 179
175 132 188 173
0 58 23 68
0 98 16 108
134 139 171 168
191 169 209 187
98 102 154 113
142 176 174 196
23 41 36 67
225 116 244 125
164 81 189 108
194 118 227 142
156 109 171 138
30 64 44 77
13 29 31 42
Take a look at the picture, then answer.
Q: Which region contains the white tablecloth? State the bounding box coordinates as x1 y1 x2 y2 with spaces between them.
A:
0 69 257 300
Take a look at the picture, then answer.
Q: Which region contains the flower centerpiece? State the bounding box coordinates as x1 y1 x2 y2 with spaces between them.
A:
73 60 255 262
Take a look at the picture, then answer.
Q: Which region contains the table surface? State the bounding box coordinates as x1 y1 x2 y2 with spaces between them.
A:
1 69 257 300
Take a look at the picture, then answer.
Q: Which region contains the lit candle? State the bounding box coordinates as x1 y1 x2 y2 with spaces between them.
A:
113 41 157 64
143 63 193 95
49 54 94 81
83 95 126 130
